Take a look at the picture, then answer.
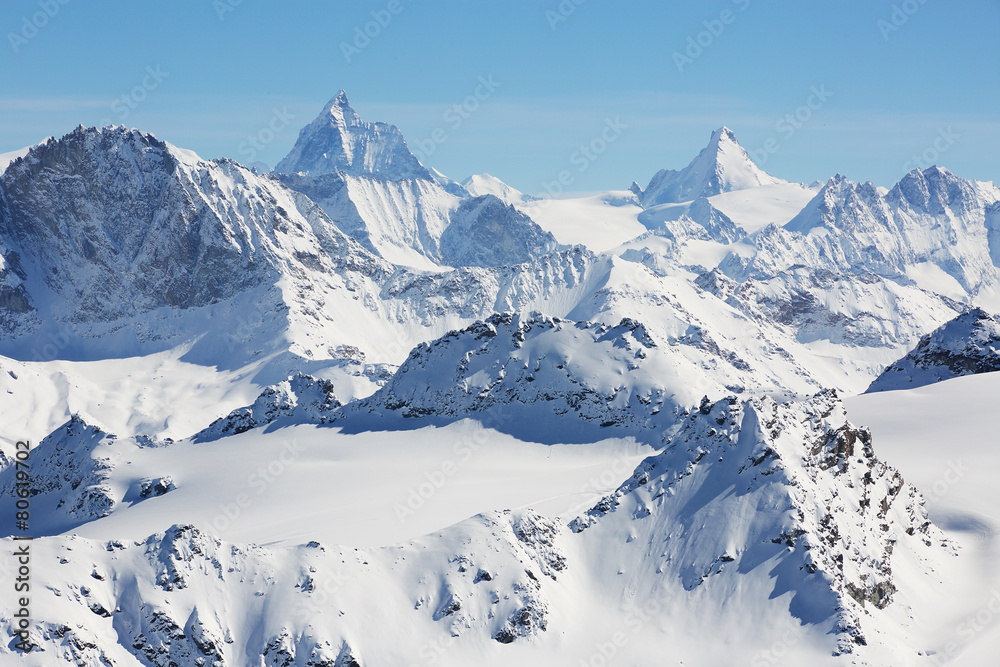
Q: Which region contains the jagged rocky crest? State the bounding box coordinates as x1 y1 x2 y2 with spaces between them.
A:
571 390 944 653
196 373 341 441
868 307 1000 392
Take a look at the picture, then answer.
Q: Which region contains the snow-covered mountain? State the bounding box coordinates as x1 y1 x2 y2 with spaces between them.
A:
0 142 38 173
273 92 561 271
624 127 817 246
462 173 529 205
633 126 786 207
0 123 597 389
344 310 824 439
776 168 1000 294
4 92 1000 665
867 307 1000 392
195 372 342 441
438 195 558 267
275 90 431 181
0 125 397 368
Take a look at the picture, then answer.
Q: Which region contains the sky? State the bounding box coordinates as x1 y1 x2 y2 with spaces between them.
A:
1 0 998 195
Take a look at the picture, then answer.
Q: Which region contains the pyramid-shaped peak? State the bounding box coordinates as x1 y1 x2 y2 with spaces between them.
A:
702 126 754 164
636 127 784 207
322 89 361 127
710 126 738 142
274 92 429 180
701 126 751 160
825 173 854 189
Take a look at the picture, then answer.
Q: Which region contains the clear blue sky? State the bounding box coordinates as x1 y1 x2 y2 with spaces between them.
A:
2 0 998 194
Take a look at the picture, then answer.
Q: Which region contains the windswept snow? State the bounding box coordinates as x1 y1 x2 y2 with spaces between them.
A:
517 191 646 252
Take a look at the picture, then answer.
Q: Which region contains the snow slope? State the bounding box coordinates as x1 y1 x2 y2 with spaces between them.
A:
846 372 1000 666
517 191 647 252
0 346 263 443
709 181 820 233
0 416 652 548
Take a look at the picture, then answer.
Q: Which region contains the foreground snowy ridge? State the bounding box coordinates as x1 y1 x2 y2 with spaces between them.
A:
1 390 948 665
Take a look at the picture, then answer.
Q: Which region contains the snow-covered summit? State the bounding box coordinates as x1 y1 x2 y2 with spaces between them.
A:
345 312 683 438
274 90 430 180
461 173 528 205
636 126 785 207
572 389 944 655
867 307 1000 392
272 95 562 270
0 124 390 353
195 373 341 441
771 167 1000 292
